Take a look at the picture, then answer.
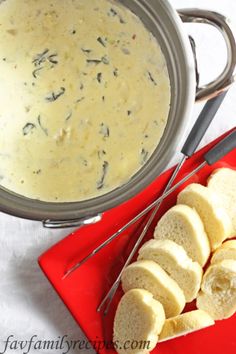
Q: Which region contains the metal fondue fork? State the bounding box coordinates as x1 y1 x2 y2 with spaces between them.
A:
97 129 236 315
97 92 230 315
63 91 228 281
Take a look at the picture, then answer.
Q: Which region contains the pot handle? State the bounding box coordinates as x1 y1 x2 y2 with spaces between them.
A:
42 214 102 228
178 9 236 101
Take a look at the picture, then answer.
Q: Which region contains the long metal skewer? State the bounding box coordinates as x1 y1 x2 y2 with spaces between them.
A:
63 92 228 280
97 155 186 315
63 160 207 280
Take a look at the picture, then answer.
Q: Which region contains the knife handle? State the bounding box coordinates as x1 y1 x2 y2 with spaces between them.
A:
204 129 236 165
181 91 228 157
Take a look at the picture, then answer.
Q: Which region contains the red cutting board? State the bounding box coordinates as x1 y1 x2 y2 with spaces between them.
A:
39 128 236 354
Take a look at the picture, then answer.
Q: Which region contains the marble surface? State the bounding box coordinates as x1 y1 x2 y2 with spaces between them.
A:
0 1 235 353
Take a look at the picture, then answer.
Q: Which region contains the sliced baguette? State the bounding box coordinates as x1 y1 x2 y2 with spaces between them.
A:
138 239 202 302
154 204 210 266
159 310 214 342
177 183 232 250
196 260 236 320
113 289 165 354
211 240 236 264
207 168 236 237
121 260 185 318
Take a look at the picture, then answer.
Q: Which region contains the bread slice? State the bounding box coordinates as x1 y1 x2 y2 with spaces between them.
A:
113 289 165 354
154 204 210 266
177 183 232 250
211 240 236 264
207 168 236 237
138 239 203 302
196 260 236 320
159 310 214 342
121 260 185 318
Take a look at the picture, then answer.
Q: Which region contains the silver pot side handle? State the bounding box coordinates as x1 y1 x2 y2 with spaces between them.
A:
42 214 102 229
178 8 236 101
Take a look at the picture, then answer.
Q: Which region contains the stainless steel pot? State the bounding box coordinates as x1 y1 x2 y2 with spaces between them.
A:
0 0 235 228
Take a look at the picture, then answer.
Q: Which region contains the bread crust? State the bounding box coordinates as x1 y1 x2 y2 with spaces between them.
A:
113 289 165 354
138 239 202 302
207 168 236 237
159 310 214 342
196 260 236 320
121 260 185 318
177 183 232 250
154 204 210 266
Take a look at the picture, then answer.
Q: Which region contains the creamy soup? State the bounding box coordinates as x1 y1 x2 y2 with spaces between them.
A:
0 0 170 202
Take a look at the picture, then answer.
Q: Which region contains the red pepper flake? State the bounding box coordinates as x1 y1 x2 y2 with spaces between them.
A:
132 34 136 40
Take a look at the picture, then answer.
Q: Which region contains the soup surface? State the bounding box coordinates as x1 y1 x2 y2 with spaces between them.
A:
0 0 170 202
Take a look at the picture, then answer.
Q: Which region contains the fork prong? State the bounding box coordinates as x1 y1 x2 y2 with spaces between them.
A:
103 283 120 316
97 291 111 313
97 280 119 313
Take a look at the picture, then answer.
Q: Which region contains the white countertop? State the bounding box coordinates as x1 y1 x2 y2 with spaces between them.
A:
0 1 235 353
